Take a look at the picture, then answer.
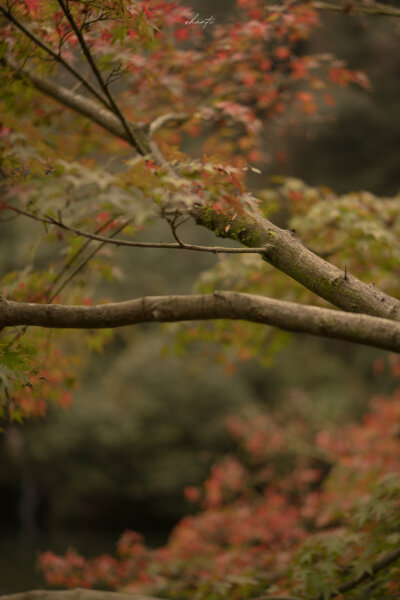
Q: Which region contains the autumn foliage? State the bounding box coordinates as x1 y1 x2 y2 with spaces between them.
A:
39 359 400 599
2 0 400 598
0 0 373 421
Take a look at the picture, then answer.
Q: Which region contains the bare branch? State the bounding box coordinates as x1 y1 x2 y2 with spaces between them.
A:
7 205 271 255
191 205 400 322
1 291 400 353
47 218 134 302
106 64 129 86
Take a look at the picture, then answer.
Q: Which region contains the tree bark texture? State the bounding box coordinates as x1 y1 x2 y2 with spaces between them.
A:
1 293 400 353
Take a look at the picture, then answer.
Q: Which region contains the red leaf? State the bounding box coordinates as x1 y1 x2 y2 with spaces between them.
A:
175 27 189 42
25 0 40 15
275 46 290 60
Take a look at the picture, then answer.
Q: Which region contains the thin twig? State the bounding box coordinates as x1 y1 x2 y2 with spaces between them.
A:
50 217 115 287
56 0 147 155
0 5 111 109
48 217 134 302
164 209 185 247
7 205 271 255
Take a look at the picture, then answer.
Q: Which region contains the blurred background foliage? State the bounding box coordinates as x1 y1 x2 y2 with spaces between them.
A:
1 0 400 593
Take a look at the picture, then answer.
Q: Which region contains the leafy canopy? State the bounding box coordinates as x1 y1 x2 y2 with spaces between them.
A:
1 0 397 421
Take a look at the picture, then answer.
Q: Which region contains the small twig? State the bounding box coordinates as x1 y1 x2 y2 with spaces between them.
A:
48 218 134 302
164 209 185 247
50 216 120 287
106 64 129 86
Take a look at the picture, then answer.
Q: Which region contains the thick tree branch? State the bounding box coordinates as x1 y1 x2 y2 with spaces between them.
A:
191 206 400 321
4 44 400 324
0 590 159 600
1 292 400 353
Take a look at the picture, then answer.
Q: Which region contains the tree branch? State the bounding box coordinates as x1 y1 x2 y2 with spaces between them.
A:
2 55 149 148
322 544 400 599
0 4 111 109
1 292 400 353
149 112 189 135
56 0 147 155
6 205 270 254
46 217 135 303
191 205 400 321
0 589 159 600
312 0 400 17
4 40 400 325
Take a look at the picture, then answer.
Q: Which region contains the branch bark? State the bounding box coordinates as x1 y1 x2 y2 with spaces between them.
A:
0 5 111 109
6 205 269 255
191 206 400 321
3 28 400 329
0 589 159 600
2 56 150 150
1 292 400 353
55 0 146 155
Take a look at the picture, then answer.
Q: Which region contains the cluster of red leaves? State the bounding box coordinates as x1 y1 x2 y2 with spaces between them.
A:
11 347 74 419
1 333 76 424
40 532 150 590
39 367 400 598
2 0 369 166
